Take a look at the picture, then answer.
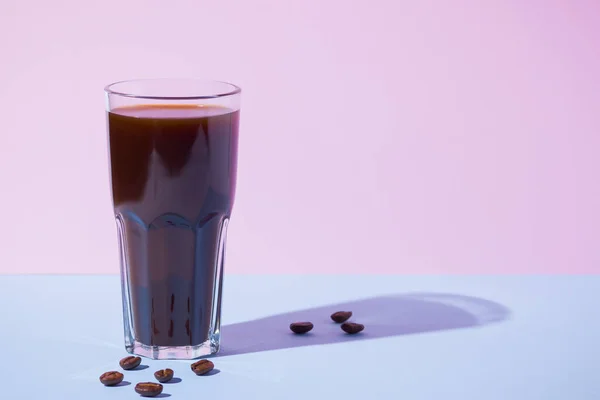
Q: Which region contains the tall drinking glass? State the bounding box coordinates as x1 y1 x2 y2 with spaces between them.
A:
104 79 241 359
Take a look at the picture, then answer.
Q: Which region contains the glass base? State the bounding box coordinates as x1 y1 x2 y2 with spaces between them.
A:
126 339 220 360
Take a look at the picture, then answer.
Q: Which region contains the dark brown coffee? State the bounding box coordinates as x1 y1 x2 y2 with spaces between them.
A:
99 371 124 386
341 322 364 334
154 368 174 383
119 355 142 370
191 359 215 375
108 105 239 347
330 311 352 323
289 322 314 334
135 382 163 397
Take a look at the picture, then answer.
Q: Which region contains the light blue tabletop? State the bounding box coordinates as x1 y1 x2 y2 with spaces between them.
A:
0 275 597 399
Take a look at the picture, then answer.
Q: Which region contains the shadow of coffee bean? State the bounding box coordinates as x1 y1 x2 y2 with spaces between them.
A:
201 369 220 376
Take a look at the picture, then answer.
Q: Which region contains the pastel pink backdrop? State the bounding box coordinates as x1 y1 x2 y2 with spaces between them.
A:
0 0 598 274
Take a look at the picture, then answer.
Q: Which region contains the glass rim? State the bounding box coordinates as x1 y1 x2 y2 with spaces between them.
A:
104 78 242 100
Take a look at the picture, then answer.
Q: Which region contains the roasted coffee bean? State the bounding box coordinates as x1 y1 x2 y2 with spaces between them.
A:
290 321 314 334
154 368 174 383
99 371 124 386
191 359 214 375
135 382 163 397
330 311 352 323
341 322 364 334
119 355 142 370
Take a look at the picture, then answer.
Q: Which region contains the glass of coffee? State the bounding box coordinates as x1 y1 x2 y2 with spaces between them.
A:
104 79 241 359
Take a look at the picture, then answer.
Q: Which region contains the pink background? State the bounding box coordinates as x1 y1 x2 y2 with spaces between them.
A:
0 0 598 274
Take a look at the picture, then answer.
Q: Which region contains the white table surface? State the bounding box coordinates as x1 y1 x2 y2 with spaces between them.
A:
0 275 597 399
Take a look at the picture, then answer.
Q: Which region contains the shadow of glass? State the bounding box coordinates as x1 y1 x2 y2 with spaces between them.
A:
216 292 510 356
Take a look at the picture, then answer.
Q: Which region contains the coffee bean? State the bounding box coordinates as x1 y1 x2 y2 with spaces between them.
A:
154 368 174 383
191 359 214 375
135 382 163 397
290 321 314 334
330 311 352 323
99 371 124 386
341 322 364 334
119 355 142 370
